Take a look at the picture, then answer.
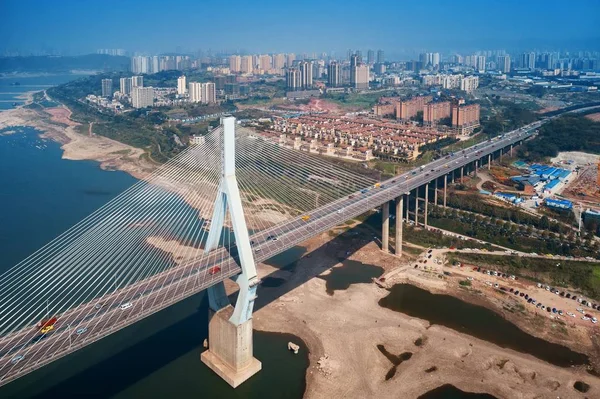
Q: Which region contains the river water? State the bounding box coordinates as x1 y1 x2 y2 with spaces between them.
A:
0 75 309 398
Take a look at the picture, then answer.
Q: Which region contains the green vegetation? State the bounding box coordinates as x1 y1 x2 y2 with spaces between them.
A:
397 225 495 251
428 205 599 258
321 90 394 109
519 113 600 161
447 252 600 301
459 279 472 287
480 99 539 136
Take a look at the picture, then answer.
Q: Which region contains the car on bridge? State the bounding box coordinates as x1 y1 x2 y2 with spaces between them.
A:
31 334 48 344
209 266 221 275
267 235 278 241
119 302 133 310
301 215 310 221
76 327 88 335
11 355 24 364
41 325 54 334
360 189 369 194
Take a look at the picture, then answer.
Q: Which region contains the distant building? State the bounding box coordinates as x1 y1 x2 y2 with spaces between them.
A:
423 101 451 125
497 55 511 73
131 56 150 74
376 49 385 64
177 76 187 95
229 55 241 73
273 53 286 74
451 103 480 134
327 61 341 87
189 82 202 103
520 52 536 69
367 49 375 65
396 95 433 121
258 54 272 72
419 52 440 68
119 77 132 95
201 82 216 104
131 75 143 88
353 64 369 89
131 87 154 108
475 55 486 72
286 53 296 68
101 79 113 98
460 75 479 93
286 68 300 90
298 61 313 88
240 55 253 73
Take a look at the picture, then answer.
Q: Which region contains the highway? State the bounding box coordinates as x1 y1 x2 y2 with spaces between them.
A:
1 105 595 386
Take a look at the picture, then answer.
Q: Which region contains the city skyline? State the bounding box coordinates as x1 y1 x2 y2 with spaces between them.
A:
2 0 599 57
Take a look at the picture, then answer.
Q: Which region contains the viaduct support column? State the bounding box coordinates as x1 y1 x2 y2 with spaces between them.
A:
414 190 419 226
382 201 390 253
500 148 503 160
434 178 438 205
424 183 429 227
460 166 464 182
201 117 261 388
474 160 478 176
443 174 447 208
510 144 513 156
395 196 403 256
488 154 491 170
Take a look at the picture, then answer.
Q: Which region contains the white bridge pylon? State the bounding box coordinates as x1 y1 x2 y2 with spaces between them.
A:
201 116 262 387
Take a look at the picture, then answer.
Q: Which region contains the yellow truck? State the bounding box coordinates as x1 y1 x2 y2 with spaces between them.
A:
301 215 311 222
374 183 381 189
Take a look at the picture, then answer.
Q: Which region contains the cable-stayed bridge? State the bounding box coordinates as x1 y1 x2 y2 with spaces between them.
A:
0 114 544 387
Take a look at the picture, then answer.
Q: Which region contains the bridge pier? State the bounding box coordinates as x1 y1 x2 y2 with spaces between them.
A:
460 166 464 182
414 189 418 225
510 144 513 156
488 154 491 170
443 174 447 208
201 117 261 388
500 148 503 160
433 178 438 205
424 183 429 227
474 160 478 176
382 201 390 253
395 196 403 256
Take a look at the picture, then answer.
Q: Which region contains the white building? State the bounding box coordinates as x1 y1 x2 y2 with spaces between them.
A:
131 87 154 108
460 75 479 93
229 55 241 73
131 75 143 88
101 79 113 98
119 77 132 95
131 56 150 74
189 82 202 103
177 76 187 95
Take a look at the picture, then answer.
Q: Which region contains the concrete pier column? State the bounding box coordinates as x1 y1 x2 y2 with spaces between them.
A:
474 160 478 176
405 193 409 222
443 174 447 208
382 201 390 253
202 306 262 388
424 183 429 227
488 154 491 170
460 166 464 181
500 148 503 160
510 144 513 156
414 190 419 226
434 178 438 205
395 196 403 256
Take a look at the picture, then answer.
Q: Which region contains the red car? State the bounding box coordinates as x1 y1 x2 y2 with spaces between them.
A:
208 266 221 275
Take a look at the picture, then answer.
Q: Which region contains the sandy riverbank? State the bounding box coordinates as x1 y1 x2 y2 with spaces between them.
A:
0 100 157 180
145 220 599 398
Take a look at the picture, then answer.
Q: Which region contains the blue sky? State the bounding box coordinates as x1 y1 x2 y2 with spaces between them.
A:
2 0 599 56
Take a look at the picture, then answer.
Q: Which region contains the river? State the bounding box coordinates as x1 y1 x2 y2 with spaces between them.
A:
0 75 308 398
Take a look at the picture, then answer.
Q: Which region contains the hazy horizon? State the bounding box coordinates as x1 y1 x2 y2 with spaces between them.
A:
2 0 599 57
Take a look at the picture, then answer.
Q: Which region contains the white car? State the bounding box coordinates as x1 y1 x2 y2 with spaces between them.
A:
76 327 88 335
119 302 133 310
11 355 24 364
337 209 344 214
567 312 576 317
582 316 590 321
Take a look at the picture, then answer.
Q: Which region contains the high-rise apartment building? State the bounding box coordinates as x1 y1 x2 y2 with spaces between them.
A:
286 68 300 91
177 76 187 95
452 104 480 134
376 50 385 64
131 56 150 74
520 52 536 69
497 55 511 73
423 101 451 125
240 56 253 73
354 64 369 89
258 54 272 72
229 55 241 73
460 76 479 93
152 56 160 74
475 55 486 72
327 62 341 87
395 96 433 121
131 87 154 108
201 82 216 104
131 75 143 88
189 82 202 103
119 77 132 95
273 53 286 74
367 50 375 65
286 53 296 68
420 52 440 68
101 79 113 98
298 61 313 88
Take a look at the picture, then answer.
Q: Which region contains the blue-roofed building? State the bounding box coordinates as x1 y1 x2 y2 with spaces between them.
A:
545 198 573 210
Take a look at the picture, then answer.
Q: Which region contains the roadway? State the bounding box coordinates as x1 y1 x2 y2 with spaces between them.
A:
1 105 597 386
